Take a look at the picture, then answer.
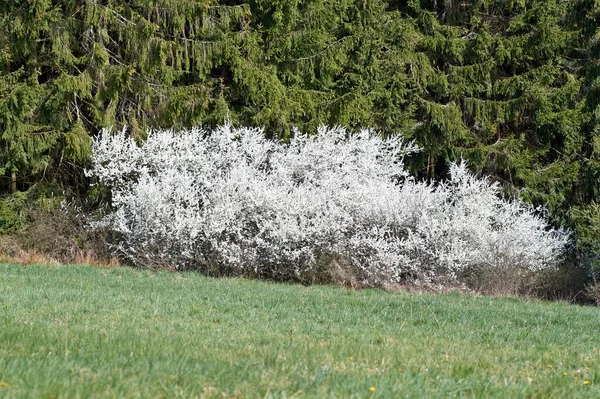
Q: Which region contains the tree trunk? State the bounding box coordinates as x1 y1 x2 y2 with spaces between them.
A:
428 152 435 180
10 170 16 193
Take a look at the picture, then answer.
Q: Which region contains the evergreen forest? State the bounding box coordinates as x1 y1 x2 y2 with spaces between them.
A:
1 0 599 288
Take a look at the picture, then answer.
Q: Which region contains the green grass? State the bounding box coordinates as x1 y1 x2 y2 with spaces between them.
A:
0 264 599 398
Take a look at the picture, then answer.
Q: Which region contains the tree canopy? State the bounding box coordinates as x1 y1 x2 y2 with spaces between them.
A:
1 0 599 262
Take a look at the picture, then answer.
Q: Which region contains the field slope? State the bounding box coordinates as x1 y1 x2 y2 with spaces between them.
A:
0 264 599 398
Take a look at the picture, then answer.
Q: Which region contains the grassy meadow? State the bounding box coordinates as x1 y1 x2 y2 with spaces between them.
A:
0 263 599 398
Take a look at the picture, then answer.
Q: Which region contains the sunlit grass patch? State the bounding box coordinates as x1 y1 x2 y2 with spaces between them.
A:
0 263 599 398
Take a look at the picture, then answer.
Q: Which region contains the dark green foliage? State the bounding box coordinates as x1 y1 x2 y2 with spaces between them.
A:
0 191 27 233
0 0 598 269
0 183 63 234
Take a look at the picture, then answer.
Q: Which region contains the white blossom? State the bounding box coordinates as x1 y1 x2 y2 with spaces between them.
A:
88 124 569 285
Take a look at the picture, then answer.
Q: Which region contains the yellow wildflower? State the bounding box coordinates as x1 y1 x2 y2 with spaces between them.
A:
0 382 8 387
369 387 376 392
584 381 591 385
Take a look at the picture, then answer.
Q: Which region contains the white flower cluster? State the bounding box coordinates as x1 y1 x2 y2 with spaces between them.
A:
89 124 569 285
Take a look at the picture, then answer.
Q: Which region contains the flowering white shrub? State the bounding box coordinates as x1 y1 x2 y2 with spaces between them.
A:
88 124 569 286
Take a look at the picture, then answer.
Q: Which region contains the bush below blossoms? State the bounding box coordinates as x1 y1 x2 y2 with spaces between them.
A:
88 124 569 286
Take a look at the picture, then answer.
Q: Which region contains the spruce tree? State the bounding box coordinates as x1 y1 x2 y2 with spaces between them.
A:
0 0 257 191
569 0 600 266
1 0 597 263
